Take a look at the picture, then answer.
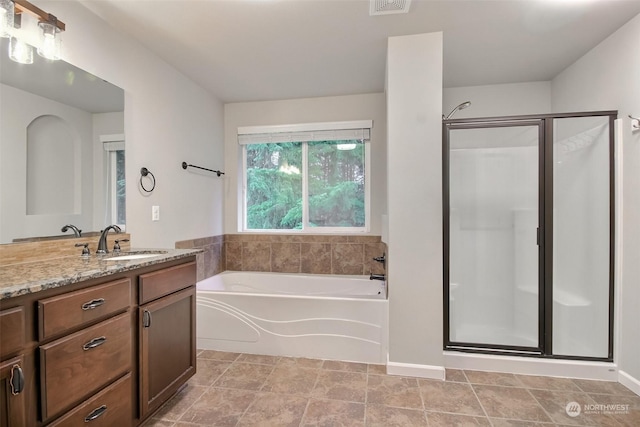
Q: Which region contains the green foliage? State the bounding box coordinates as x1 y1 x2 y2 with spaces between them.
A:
245 140 365 230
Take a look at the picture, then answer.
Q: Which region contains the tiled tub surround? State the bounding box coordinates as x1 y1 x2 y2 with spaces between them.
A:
142 350 640 427
175 234 387 282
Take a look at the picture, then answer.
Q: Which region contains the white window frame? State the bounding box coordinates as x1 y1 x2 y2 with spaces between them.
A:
101 134 125 230
239 120 372 233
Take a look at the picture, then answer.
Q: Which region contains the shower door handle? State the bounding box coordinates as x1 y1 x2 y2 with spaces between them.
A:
536 228 541 246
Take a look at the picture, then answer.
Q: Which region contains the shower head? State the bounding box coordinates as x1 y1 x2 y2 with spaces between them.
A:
443 101 471 120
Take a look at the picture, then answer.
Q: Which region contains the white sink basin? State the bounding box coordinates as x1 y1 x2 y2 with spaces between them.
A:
104 251 167 261
106 254 158 261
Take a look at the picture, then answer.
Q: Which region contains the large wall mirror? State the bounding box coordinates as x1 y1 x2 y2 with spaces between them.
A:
0 37 124 244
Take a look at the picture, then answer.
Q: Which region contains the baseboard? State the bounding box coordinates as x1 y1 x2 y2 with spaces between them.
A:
386 359 445 380
618 371 640 396
444 351 617 381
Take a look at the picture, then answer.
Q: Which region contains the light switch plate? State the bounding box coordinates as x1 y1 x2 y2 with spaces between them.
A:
152 205 160 221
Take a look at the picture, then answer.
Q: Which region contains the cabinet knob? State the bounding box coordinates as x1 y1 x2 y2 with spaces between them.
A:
84 404 107 422
10 364 24 395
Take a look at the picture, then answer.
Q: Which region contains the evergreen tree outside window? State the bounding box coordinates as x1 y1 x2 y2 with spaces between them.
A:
240 121 371 232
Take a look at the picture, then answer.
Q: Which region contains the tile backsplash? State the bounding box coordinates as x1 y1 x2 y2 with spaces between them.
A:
175 234 386 282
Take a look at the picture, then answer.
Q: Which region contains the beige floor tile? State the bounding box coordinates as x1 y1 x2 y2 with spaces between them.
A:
446 368 468 382
311 370 367 402
573 379 637 396
515 375 582 391
152 385 208 422
142 419 175 427
322 359 368 373
419 378 485 416
236 353 280 365
198 350 240 361
261 365 320 395
366 404 428 426
487 418 554 426
367 374 423 409
427 411 491 426
236 392 308 426
301 398 365 426
279 356 325 369
586 392 640 427
188 359 231 386
368 364 386 375
177 387 257 426
473 385 551 422
529 388 620 426
213 362 274 390
465 370 524 387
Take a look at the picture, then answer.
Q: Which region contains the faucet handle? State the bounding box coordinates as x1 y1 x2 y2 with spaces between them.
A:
75 243 90 257
113 239 130 254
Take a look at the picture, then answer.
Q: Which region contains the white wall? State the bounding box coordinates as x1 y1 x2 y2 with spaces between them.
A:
444 81 551 118
43 1 225 247
0 84 93 242
551 13 640 382
223 93 387 235
386 32 444 375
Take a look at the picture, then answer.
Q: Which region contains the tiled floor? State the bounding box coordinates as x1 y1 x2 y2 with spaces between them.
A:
143 350 640 426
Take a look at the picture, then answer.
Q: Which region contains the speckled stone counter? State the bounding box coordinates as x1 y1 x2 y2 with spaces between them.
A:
0 249 201 300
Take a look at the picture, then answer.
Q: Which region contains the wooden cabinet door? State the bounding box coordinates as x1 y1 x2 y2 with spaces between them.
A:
0 355 26 427
138 286 195 418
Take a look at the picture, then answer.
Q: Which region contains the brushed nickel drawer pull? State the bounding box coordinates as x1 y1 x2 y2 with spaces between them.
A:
82 336 107 351
10 364 24 395
143 310 152 328
84 404 107 422
82 298 105 311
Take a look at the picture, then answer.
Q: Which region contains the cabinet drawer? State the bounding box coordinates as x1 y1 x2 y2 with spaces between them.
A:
0 306 25 359
139 261 196 304
39 312 131 420
47 373 132 427
38 278 131 340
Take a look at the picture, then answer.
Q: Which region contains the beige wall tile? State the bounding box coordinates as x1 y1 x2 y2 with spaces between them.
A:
271 243 301 273
242 242 271 271
300 243 332 274
332 243 364 275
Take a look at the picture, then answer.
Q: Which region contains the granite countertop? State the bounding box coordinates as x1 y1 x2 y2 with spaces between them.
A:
0 249 201 300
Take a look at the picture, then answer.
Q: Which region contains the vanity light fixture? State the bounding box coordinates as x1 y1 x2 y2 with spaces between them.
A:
4 0 65 63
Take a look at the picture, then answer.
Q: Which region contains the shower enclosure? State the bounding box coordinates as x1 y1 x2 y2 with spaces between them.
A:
443 111 615 360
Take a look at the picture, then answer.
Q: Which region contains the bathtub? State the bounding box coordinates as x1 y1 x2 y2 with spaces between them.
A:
196 271 388 363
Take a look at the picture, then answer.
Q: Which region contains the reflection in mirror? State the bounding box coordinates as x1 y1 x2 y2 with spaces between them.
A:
0 37 125 244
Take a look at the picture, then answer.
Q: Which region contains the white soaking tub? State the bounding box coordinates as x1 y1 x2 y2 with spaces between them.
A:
196 271 388 363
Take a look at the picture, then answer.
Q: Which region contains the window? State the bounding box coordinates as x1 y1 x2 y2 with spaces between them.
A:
102 136 126 229
239 121 371 232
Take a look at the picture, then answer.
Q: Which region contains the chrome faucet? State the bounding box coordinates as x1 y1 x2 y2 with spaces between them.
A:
61 224 82 238
96 225 121 255
370 273 386 281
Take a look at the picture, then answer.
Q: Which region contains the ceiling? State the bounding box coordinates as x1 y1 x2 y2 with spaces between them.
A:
81 0 640 103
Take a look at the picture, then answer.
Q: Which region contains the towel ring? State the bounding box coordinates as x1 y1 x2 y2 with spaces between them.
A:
140 167 156 193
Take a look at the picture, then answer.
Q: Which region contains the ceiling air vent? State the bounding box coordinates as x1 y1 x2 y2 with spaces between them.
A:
370 0 412 16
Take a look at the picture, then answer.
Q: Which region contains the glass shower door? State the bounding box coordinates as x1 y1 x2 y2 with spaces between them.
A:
448 123 541 350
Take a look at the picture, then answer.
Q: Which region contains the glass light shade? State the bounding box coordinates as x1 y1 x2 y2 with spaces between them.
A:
0 0 14 38
37 21 60 60
9 36 33 64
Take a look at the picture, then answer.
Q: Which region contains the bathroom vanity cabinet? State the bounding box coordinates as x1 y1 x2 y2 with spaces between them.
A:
0 255 196 427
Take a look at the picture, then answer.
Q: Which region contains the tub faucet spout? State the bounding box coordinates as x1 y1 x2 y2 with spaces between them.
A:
97 225 121 255
370 273 385 281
